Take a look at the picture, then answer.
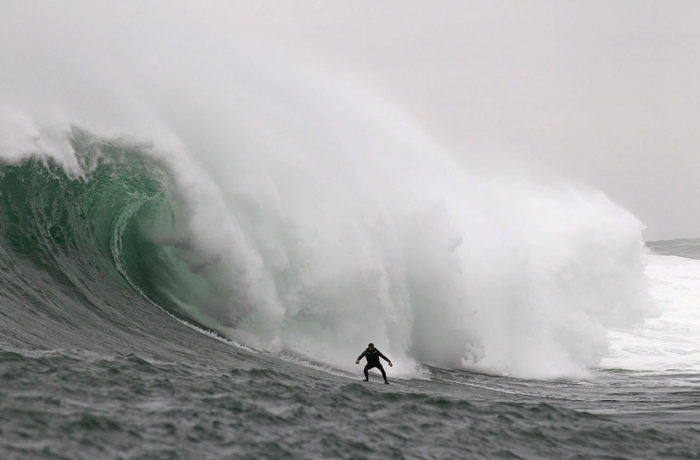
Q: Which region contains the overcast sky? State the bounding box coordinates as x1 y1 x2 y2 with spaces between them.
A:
3 1 700 241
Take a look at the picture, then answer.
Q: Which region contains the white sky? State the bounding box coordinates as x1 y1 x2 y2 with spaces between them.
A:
3 0 700 240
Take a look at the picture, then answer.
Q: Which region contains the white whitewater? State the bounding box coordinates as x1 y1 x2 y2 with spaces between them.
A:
604 254 700 374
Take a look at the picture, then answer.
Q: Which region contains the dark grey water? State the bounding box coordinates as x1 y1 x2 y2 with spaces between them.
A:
647 238 700 260
3 339 700 459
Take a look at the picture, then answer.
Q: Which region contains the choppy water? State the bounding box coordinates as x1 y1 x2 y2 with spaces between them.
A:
3 339 700 458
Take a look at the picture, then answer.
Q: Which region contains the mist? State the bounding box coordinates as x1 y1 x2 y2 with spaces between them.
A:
248 0 700 242
190 0 700 241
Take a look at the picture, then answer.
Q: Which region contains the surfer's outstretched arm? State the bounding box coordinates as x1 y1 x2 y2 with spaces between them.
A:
356 350 367 364
378 351 393 367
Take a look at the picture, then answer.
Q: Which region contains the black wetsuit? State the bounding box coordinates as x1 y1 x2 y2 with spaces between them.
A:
357 347 390 383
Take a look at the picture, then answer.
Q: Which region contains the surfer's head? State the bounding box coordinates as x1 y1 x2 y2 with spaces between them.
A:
368 343 374 349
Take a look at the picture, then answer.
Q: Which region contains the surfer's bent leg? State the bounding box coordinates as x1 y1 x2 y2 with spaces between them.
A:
377 363 388 383
363 364 370 381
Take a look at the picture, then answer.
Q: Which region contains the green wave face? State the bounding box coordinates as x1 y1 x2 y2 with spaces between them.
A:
0 130 238 334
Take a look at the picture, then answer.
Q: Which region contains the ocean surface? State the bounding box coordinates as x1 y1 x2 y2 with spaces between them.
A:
1 136 699 459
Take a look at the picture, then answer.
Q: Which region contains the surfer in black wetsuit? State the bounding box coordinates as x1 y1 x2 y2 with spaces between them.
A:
356 343 393 384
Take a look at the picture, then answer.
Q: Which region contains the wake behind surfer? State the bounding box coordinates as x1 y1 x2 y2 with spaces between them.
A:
356 343 392 384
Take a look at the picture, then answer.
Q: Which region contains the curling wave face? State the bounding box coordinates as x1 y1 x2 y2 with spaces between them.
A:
0 129 263 339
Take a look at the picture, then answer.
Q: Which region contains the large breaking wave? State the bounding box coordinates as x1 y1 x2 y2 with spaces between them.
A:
0 121 651 379
0 4 652 378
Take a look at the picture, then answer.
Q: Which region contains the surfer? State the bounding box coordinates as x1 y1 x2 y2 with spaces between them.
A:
356 343 392 384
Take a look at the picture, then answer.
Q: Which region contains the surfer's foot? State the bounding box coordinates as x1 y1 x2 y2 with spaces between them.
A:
363 378 369 382
384 381 390 384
